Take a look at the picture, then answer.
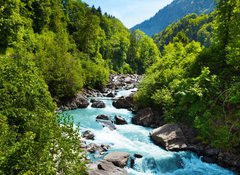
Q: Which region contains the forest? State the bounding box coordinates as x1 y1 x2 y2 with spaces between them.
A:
0 0 239 174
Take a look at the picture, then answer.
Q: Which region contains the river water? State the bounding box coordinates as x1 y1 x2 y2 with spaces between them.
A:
64 89 235 175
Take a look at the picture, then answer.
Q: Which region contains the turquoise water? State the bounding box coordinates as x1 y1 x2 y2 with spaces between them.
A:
64 90 235 175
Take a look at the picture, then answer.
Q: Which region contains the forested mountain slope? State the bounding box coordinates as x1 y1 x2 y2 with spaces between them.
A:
153 12 215 51
131 0 215 36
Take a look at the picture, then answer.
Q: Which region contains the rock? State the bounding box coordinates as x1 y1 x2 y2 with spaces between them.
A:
150 124 188 151
103 152 130 168
132 107 154 127
125 77 133 84
88 160 128 175
87 143 99 153
114 115 127 125
112 93 134 109
96 115 110 120
106 92 115 97
134 153 143 158
91 101 106 108
82 130 95 140
59 93 89 110
90 99 97 103
75 94 90 108
86 143 110 155
130 157 135 168
97 120 116 130
202 156 217 164
101 144 110 151
204 148 219 157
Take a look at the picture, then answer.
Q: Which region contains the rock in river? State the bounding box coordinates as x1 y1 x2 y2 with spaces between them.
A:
114 115 127 125
103 152 130 168
150 124 188 151
82 130 95 140
91 100 106 108
132 107 154 127
96 114 110 120
112 93 134 109
88 160 128 175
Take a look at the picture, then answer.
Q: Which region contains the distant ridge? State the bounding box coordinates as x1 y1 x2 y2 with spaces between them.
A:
131 0 215 36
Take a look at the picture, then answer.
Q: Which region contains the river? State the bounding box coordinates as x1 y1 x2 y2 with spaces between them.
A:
64 89 235 175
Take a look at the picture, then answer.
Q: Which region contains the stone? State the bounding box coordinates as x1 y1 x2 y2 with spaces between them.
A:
72 94 89 108
96 115 110 120
90 99 97 103
59 93 89 110
88 160 128 175
112 93 134 109
132 107 154 127
91 101 106 108
106 91 115 97
114 115 128 125
82 130 95 140
134 153 143 158
103 152 130 168
150 124 188 151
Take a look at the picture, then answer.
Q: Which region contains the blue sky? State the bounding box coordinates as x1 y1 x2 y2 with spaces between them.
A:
82 0 173 28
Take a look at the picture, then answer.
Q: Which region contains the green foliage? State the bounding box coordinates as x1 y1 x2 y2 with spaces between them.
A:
136 0 240 150
34 31 84 99
153 13 215 51
81 56 109 89
127 30 160 74
135 41 204 122
0 56 87 174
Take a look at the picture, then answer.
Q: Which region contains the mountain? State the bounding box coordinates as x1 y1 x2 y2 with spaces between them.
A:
131 0 215 36
153 12 215 51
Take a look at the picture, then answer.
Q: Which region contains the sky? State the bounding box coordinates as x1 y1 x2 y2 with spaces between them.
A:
82 0 173 28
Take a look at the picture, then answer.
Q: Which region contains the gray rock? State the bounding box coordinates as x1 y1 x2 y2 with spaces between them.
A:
91 101 106 108
86 143 110 155
132 107 154 127
88 160 128 175
75 94 90 108
106 92 115 97
82 130 95 140
59 93 89 110
114 115 128 125
150 124 188 151
103 152 130 168
112 93 134 109
96 115 110 120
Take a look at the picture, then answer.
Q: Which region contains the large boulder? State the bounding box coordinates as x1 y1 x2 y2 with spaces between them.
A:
150 124 188 151
75 94 90 108
112 93 134 110
82 130 95 140
114 115 127 125
132 107 164 127
59 93 89 110
91 100 106 108
88 160 128 175
103 152 130 168
132 107 154 127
